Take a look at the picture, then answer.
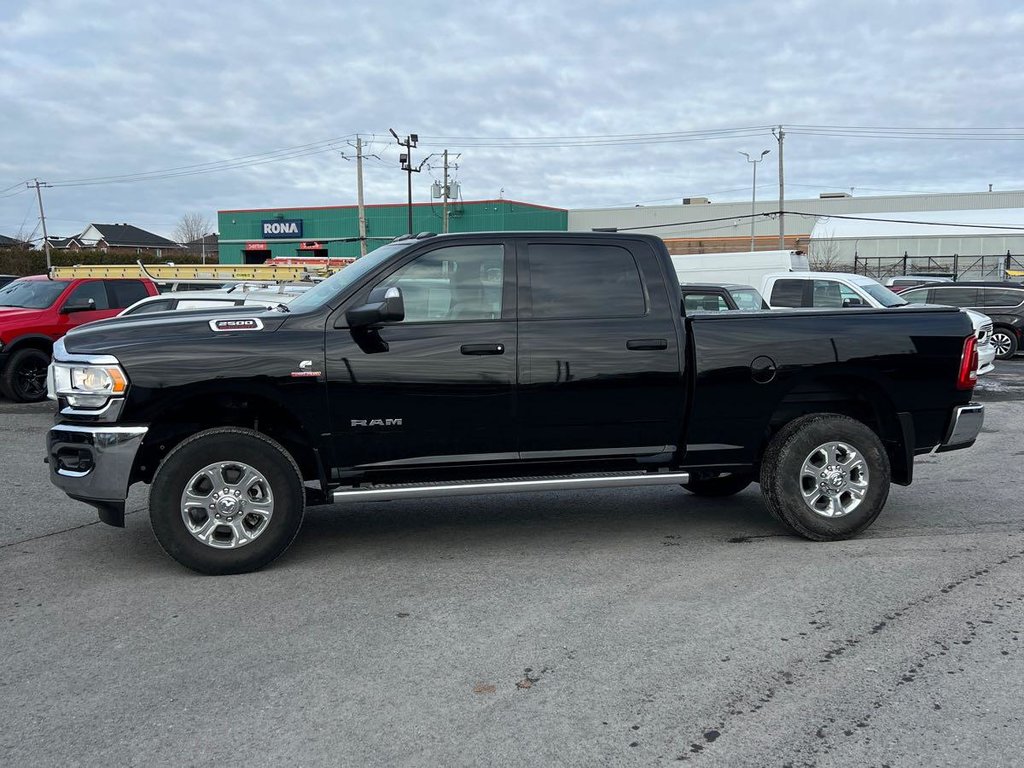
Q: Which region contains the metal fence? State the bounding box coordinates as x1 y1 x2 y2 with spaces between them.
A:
852 251 1024 281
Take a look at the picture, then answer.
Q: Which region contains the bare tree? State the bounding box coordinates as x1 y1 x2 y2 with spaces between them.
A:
809 229 846 272
173 212 213 255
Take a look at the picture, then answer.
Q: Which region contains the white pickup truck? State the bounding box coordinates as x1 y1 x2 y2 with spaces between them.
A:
760 272 997 375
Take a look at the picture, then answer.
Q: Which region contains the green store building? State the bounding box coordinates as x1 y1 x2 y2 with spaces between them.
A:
217 199 568 264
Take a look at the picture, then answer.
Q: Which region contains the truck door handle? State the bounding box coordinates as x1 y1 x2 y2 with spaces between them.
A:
460 343 505 355
626 338 668 351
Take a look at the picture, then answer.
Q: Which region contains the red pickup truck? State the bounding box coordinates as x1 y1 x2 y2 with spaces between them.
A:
0 275 158 401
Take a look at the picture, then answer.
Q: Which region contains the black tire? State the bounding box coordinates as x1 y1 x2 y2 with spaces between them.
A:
760 413 890 541
0 348 50 402
682 472 754 497
150 427 305 575
990 327 1018 359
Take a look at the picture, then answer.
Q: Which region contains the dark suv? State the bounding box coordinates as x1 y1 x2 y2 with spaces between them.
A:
900 282 1024 358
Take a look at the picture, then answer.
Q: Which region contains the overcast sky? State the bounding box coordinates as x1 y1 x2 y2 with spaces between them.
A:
2 0 1024 240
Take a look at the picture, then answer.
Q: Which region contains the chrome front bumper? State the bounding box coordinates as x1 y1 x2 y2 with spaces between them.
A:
937 403 984 453
47 424 148 526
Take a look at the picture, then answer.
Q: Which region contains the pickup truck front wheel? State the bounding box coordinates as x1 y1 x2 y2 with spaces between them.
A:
760 414 890 541
150 427 305 575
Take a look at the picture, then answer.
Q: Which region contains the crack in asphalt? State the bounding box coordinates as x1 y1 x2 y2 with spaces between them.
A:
0 506 147 550
669 541 1024 763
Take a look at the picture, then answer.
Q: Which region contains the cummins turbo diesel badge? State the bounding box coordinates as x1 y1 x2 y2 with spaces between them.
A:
208 318 264 332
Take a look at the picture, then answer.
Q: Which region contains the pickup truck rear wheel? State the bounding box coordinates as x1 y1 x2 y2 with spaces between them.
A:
760 414 890 541
0 348 50 402
149 427 304 575
682 472 753 497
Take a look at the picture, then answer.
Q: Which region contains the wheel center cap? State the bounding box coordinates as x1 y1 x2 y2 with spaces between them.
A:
217 497 238 514
826 471 845 489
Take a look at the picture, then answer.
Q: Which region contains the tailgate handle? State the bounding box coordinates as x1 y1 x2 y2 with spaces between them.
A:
626 338 668 351
460 343 505 355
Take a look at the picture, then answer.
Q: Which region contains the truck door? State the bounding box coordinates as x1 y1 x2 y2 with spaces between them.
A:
516 238 683 460
325 239 517 469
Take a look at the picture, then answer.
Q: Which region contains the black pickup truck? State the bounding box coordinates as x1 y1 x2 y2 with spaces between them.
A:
46 232 984 574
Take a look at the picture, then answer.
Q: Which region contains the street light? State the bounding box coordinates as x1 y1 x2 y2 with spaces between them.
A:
739 149 770 251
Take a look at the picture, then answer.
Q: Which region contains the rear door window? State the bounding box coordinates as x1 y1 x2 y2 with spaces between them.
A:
769 279 806 307
930 287 980 307
106 280 151 309
683 293 729 312
525 243 645 319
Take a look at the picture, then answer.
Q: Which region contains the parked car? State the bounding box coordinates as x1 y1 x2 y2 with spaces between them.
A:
0 275 157 401
760 272 997 374
118 289 303 317
885 275 954 292
47 232 983 574
898 282 1024 359
680 283 768 312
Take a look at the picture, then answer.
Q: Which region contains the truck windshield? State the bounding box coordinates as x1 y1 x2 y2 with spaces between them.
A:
0 279 68 309
860 282 907 307
286 243 413 312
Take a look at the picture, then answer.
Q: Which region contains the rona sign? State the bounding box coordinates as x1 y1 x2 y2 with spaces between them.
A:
261 219 303 238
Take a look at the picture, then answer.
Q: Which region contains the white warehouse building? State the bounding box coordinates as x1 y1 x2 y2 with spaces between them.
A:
568 189 1024 278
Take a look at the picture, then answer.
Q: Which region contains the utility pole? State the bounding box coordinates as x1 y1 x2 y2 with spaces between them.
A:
29 179 52 270
442 149 449 234
389 128 419 235
774 125 786 249
739 150 770 251
356 135 367 256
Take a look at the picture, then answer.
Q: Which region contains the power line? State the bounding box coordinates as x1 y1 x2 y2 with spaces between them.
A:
46 134 358 187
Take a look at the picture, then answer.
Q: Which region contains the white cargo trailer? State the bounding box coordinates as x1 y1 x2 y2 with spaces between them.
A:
671 250 809 287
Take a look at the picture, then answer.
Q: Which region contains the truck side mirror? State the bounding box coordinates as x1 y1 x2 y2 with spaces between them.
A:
842 297 864 308
60 298 96 314
344 286 405 328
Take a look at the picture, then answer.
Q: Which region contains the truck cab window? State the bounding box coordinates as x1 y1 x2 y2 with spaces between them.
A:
526 243 645 319
683 293 729 312
376 244 504 322
107 280 150 309
66 281 109 310
769 279 805 307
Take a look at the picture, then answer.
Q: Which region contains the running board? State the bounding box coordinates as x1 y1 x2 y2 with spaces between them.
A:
331 471 691 503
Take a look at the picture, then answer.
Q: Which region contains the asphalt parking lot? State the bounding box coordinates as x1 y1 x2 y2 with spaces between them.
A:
2 361 1023 767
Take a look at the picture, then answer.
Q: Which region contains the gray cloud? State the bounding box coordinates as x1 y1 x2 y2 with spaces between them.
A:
2 0 1023 239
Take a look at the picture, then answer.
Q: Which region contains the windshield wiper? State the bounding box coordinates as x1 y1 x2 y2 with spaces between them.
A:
274 303 291 313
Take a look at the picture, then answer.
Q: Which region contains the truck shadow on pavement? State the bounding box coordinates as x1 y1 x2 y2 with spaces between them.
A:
284 487 788 564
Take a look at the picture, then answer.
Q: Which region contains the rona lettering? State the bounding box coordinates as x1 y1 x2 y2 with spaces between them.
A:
261 220 302 236
350 418 403 427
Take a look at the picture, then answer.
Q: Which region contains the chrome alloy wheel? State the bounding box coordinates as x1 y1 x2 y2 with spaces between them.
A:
990 331 1013 357
799 441 869 518
180 461 274 549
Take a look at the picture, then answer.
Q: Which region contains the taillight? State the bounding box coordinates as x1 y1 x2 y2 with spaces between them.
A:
956 335 978 391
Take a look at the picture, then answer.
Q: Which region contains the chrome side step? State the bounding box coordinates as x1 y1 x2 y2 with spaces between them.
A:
331 471 690 503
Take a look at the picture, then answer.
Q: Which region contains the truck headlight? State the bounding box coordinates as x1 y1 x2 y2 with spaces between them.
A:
52 362 129 407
